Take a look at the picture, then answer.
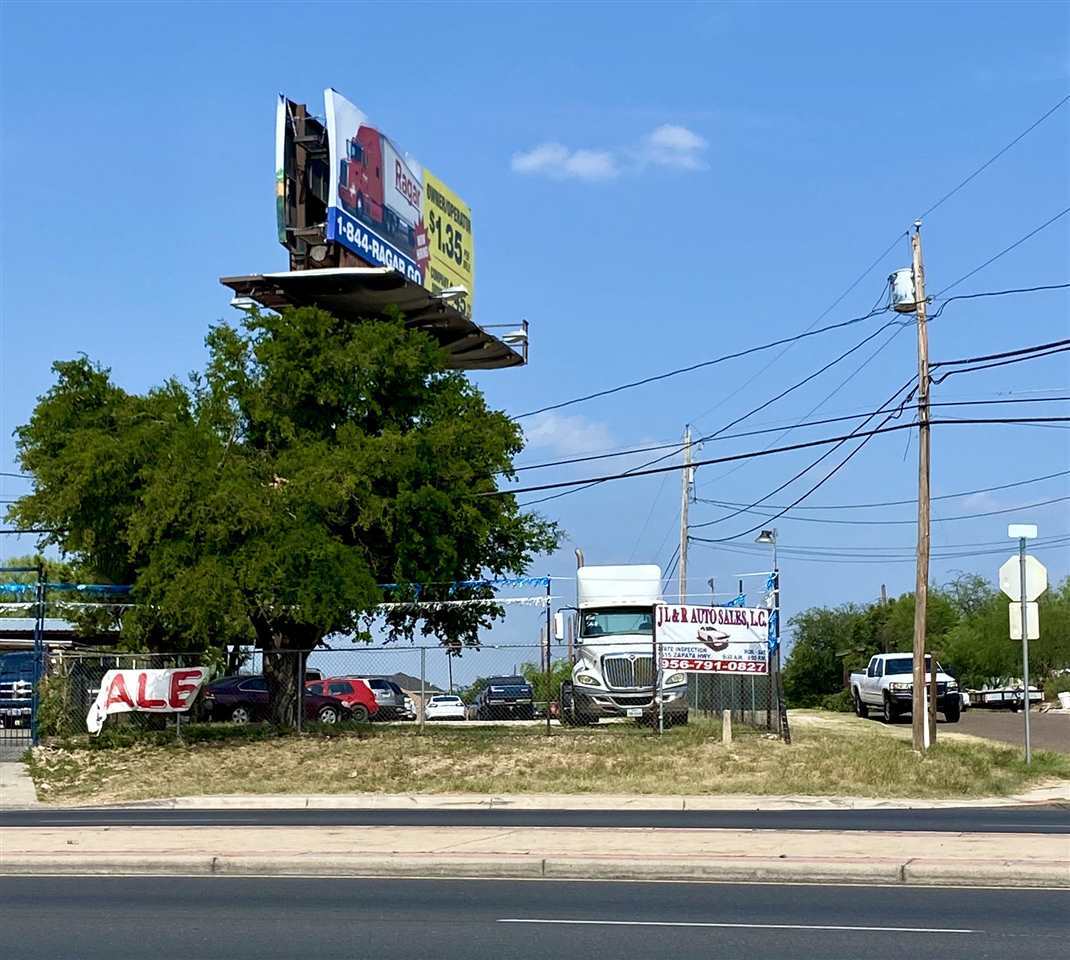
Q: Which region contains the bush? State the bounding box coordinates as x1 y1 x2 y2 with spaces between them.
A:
819 689 855 713
1043 673 1070 702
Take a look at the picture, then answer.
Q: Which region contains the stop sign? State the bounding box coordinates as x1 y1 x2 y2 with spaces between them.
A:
999 554 1048 602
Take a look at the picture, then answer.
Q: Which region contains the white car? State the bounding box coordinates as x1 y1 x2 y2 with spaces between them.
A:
424 695 467 721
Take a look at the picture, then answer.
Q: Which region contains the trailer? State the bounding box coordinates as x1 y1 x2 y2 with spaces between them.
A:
968 686 1043 711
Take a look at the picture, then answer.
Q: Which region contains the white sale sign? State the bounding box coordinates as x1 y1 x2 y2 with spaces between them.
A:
86 668 207 735
656 604 769 674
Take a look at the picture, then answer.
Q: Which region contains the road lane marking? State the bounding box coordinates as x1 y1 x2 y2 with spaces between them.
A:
34 818 258 825
497 919 977 933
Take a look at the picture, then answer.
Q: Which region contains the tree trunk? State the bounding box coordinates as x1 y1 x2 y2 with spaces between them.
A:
263 647 300 728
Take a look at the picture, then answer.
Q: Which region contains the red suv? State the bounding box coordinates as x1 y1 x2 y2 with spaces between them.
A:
306 678 379 722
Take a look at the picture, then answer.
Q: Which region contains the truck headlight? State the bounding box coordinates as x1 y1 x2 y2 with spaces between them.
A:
576 674 598 686
664 673 687 686
888 682 911 691
947 682 958 691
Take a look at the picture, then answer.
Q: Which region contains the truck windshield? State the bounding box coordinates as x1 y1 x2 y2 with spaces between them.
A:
885 656 933 675
581 608 653 637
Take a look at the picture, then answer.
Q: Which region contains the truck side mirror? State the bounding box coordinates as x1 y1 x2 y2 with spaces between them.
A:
553 612 565 642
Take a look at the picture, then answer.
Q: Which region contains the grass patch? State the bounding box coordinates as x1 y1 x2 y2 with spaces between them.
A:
27 712 1070 805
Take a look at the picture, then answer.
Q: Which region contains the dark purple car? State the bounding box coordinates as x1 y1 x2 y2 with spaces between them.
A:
201 675 351 725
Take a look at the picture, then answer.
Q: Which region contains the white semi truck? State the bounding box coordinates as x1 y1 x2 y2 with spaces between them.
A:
556 562 689 726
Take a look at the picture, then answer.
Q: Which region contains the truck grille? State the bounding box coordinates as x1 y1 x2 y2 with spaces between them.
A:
602 655 654 690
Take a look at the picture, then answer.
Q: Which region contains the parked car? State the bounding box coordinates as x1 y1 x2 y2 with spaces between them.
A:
306 678 378 722
201 675 351 724
472 676 535 720
402 694 417 721
424 694 467 721
849 654 960 724
343 676 410 720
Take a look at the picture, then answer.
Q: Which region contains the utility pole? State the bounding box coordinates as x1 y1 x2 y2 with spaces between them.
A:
910 222 931 754
678 425 692 603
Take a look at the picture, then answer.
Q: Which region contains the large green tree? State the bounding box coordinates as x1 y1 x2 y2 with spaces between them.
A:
8 307 558 723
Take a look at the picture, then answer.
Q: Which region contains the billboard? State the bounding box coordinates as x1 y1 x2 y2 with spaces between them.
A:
655 604 769 674
324 89 475 318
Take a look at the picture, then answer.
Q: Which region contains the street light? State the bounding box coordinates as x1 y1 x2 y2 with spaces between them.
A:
755 528 778 572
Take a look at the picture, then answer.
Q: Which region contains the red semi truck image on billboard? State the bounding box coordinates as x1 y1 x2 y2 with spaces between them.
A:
337 124 422 261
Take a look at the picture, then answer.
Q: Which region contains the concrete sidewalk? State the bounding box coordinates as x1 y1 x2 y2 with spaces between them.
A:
3 824 1067 887
82 781 1070 811
0 763 37 807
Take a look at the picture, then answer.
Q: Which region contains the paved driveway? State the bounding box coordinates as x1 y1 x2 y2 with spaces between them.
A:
956 709 1069 754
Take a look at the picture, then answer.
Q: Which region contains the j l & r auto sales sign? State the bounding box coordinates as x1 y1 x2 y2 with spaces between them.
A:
656 604 769 674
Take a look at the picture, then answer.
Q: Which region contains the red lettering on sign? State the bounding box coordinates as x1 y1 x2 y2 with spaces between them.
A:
136 674 165 709
169 670 202 709
104 674 134 709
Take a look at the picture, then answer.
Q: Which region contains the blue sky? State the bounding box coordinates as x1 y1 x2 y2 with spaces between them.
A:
1 1 1068 659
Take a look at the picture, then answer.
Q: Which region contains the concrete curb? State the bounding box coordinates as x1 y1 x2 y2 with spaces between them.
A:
58 781 1068 812
2 853 1066 887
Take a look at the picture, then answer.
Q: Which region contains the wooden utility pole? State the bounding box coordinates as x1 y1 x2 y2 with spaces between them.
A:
910 222 931 754
678 425 692 603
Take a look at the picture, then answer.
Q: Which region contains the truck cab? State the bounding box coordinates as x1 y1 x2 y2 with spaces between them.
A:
559 564 688 725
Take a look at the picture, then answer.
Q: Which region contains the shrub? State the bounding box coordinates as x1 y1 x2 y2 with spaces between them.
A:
819 689 855 713
1043 673 1070 702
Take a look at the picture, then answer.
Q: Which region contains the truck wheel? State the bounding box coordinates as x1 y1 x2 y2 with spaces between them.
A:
943 702 961 723
854 691 869 719
882 695 898 724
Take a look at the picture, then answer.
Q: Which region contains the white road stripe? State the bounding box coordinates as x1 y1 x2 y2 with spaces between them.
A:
35 818 258 825
497 919 976 933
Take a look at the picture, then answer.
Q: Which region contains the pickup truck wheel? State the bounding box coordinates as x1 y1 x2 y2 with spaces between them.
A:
882 695 898 724
943 701 961 723
854 691 869 718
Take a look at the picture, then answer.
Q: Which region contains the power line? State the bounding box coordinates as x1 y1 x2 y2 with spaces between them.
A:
694 537 1070 565
692 493 1070 528
517 315 908 507
510 394 1068 474
931 337 1070 370
928 282 1070 320
694 467 1070 513
511 304 894 421
931 207 1070 299
915 95 1070 221
694 532 1070 555
496 417 1070 499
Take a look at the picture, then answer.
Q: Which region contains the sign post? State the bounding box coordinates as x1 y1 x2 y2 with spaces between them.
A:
1000 524 1047 765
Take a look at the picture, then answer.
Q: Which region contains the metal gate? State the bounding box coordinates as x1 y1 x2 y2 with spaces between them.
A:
0 564 43 760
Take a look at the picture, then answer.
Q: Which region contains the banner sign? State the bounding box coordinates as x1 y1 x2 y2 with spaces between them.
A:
323 89 475 318
86 668 207 735
655 604 770 674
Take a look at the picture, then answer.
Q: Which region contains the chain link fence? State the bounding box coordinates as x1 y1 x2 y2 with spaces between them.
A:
37 641 782 739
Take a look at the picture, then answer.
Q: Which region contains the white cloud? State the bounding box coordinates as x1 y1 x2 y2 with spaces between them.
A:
641 124 709 170
523 412 615 457
512 124 707 181
511 143 619 181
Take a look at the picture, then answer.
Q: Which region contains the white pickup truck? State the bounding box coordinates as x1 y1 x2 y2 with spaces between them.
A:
850 653 960 724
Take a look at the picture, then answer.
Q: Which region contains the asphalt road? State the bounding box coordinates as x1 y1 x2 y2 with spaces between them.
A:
3 804 1067 832
956 709 1069 753
2 876 1065 960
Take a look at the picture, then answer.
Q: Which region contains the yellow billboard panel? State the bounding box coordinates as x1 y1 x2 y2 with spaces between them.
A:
421 168 475 319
